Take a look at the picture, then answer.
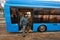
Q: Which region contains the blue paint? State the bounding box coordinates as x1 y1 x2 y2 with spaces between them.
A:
33 23 60 32
5 1 60 8
5 0 60 8
4 0 60 32
6 24 19 32
4 4 19 32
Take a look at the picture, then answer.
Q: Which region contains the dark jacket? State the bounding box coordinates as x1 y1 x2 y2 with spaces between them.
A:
20 16 29 25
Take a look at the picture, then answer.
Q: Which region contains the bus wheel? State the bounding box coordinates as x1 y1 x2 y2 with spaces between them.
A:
38 25 47 32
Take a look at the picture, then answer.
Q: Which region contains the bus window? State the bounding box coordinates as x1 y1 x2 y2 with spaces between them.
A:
10 7 19 24
43 15 49 22
33 8 44 15
50 9 55 15
49 15 56 23
56 15 60 22
10 7 60 23
43 8 50 15
33 8 60 23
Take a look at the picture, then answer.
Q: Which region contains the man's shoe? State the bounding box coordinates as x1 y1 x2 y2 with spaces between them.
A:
29 30 33 32
20 30 23 32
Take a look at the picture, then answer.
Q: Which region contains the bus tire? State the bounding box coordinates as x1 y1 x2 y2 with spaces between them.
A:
38 25 47 32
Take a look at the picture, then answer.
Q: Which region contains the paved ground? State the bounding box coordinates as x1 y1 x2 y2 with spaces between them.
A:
0 11 60 40
0 26 60 40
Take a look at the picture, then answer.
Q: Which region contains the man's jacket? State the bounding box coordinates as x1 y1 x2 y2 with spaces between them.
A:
20 16 29 25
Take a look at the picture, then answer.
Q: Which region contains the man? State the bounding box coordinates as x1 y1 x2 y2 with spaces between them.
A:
20 13 29 37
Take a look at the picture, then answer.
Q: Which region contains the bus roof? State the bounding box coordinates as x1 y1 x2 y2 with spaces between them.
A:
5 0 60 8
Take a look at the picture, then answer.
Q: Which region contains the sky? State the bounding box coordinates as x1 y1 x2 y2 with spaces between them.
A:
0 0 5 8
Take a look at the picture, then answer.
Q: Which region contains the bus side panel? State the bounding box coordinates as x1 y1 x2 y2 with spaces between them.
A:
4 4 19 32
33 23 41 32
46 23 60 31
33 23 60 32
6 24 19 32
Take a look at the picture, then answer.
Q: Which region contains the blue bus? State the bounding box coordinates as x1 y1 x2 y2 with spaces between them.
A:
4 0 60 32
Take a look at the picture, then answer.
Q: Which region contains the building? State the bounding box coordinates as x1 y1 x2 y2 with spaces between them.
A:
0 0 5 8
0 3 2 9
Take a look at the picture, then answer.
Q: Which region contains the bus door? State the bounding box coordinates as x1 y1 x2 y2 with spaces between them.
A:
10 7 33 31
18 8 33 30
